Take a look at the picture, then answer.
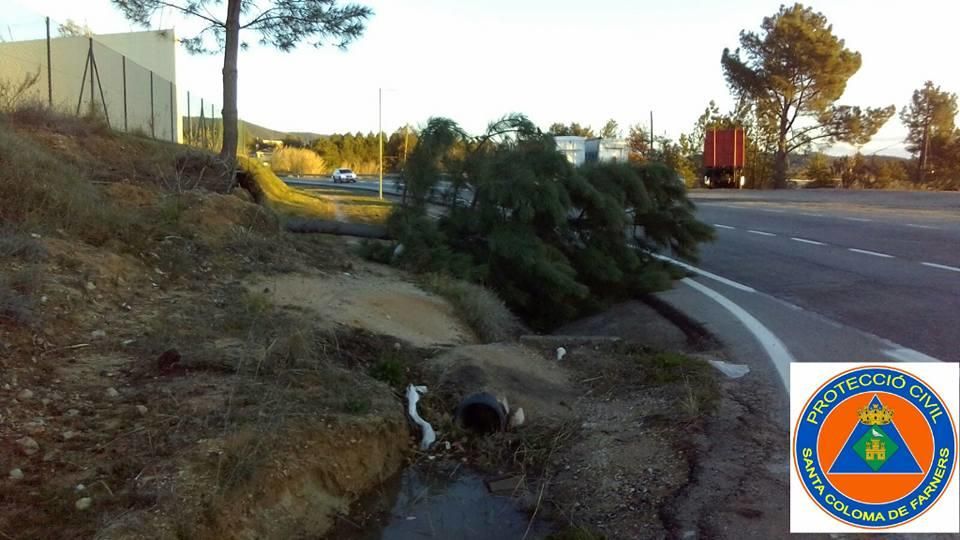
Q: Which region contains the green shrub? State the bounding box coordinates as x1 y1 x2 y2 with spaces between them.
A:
369 355 404 387
342 398 371 414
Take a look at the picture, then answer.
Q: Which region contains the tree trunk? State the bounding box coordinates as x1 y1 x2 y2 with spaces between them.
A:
773 109 789 189
773 148 788 189
284 217 390 239
917 123 929 183
219 0 242 164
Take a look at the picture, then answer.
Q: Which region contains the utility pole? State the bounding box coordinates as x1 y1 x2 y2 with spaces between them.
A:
649 111 654 155
379 87 383 200
45 17 52 107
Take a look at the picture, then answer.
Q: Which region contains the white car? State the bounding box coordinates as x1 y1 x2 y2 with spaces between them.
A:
332 168 357 183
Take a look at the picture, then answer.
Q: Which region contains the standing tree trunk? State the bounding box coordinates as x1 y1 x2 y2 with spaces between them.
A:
773 145 789 189
219 0 242 163
772 106 790 189
917 122 930 184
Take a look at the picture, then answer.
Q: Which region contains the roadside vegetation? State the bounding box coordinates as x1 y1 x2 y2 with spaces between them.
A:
268 146 328 177
268 128 420 175
366 114 713 329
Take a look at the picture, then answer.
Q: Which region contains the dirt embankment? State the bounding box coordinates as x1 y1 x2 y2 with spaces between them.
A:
0 114 453 540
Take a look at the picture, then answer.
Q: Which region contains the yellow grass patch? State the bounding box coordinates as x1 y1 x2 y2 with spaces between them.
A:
237 157 392 225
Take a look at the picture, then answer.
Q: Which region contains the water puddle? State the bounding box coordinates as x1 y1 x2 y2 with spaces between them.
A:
331 463 553 539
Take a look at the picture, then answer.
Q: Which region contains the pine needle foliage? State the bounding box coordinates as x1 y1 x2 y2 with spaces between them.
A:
389 114 713 329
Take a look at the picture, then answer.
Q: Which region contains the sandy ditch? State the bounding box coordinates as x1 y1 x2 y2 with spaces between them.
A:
249 270 475 348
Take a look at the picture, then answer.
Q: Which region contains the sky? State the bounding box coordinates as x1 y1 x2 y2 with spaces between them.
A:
10 0 960 156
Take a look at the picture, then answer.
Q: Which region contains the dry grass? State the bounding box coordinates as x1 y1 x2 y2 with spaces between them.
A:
236 157 394 225
329 192 394 225
0 229 47 261
236 155 338 219
0 117 122 242
565 345 720 420
270 147 328 177
421 273 521 342
0 279 34 325
0 110 414 539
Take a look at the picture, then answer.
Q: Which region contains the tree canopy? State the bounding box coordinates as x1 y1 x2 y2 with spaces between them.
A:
627 124 650 161
600 119 621 139
721 3 894 187
306 129 419 174
548 122 596 138
900 81 959 183
57 19 93 37
111 0 372 163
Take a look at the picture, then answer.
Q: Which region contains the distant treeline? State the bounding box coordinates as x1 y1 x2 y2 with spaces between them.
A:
253 130 420 175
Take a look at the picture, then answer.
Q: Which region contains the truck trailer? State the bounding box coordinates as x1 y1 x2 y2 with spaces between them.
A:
702 128 746 188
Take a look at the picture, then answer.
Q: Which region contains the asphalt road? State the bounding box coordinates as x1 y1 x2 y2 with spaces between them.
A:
658 189 960 380
285 177 405 197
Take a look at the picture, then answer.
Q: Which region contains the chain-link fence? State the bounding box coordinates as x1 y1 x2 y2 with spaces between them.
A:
1 5 222 150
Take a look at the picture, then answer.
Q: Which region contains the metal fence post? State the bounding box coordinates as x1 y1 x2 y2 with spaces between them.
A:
149 71 155 138
45 17 52 107
186 91 191 144
90 41 110 126
169 81 175 142
122 56 128 131
88 38 94 112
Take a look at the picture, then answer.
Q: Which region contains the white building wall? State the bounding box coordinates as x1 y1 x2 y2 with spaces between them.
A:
0 30 180 142
553 136 586 166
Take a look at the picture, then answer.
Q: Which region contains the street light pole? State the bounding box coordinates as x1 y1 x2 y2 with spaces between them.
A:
379 87 383 200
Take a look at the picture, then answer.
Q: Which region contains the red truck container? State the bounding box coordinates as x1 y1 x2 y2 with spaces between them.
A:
703 128 745 169
702 128 746 187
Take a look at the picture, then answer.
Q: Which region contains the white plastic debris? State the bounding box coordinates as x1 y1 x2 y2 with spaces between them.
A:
406 385 436 450
707 359 750 379
556 347 567 361
509 407 526 428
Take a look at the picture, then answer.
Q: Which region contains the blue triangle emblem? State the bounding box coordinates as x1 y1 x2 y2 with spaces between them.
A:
827 395 922 474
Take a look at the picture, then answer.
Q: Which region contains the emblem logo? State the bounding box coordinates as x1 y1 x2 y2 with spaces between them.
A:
793 365 958 531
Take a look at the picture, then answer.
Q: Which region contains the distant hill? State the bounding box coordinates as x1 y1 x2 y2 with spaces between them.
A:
182 117 324 145
287 131 327 142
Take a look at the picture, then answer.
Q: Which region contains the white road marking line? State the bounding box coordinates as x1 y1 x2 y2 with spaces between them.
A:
748 229 777 237
759 208 787 213
791 237 826 246
713 224 736 230
921 261 960 273
906 223 938 229
649 253 757 293
799 212 824 217
883 348 942 363
842 217 873 222
682 278 792 388
848 248 893 258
